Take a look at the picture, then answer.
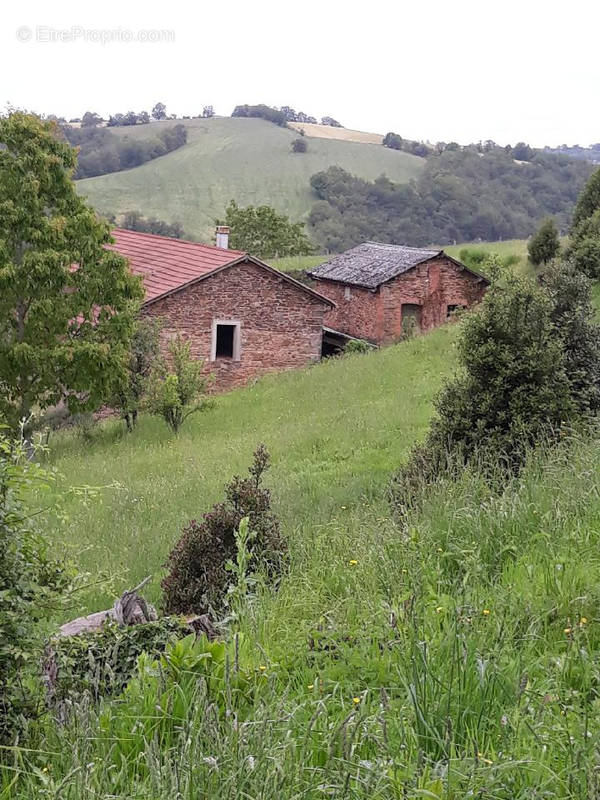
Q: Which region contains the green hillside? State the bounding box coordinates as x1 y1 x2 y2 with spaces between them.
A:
76 117 424 241
10 318 600 797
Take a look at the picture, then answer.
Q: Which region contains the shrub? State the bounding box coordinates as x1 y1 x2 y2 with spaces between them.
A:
162 445 286 615
528 218 560 265
344 338 372 354
46 617 191 713
389 265 600 515
0 431 72 744
111 318 161 431
292 137 307 153
565 209 600 279
146 336 213 433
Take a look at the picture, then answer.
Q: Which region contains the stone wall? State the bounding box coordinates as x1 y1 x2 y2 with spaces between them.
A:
142 260 330 391
314 257 487 344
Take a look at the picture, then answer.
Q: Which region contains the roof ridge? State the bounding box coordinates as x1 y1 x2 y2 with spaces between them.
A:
364 240 440 253
111 227 246 256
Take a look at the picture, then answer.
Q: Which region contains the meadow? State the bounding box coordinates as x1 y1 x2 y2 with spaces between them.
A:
5 318 600 797
76 117 424 241
5 248 600 798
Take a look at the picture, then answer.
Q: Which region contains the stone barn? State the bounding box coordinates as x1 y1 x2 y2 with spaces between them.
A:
109 227 334 390
308 242 489 347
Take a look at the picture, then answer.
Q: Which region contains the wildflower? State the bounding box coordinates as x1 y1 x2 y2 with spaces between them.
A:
353 696 361 705
42 767 48 773
564 627 572 635
308 684 314 690
341 506 346 509
482 609 491 616
436 547 443 553
349 559 358 566
435 606 444 613
259 665 267 671
580 617 588 625
401 568 407 574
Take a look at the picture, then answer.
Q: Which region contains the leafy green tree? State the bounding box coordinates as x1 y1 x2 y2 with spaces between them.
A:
383 132 403 150
220 200 314 259
112 318 161 431
81 111 102 128
0 112 143 432
565 210 600 279
0 431 73 743
390 265 600 513
146 336 212 433
528 218 560 265
291 137 307 153
572 166 600 229
151 102 167 121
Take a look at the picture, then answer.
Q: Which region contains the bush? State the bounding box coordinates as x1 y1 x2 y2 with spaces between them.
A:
344 338 372 354
162 445 286 615
111 318 161 431
292 137 307 153
146 336 213 433
46 617 191 713
528 218 560 265
0 432 72 744
565 209 600 279
390 264 600 515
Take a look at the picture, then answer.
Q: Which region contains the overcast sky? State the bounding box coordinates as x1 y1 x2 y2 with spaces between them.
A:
3 0 600 147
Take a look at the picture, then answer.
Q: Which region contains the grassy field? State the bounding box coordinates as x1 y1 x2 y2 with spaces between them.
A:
288 122 383 144
77 117 424 241
46 327 454 613
7 313 600 797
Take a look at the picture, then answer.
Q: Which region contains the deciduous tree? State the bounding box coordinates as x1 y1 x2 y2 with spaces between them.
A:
220 200 314 258
0 112 143 431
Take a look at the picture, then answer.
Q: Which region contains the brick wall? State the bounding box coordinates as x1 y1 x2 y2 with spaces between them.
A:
142 260 330 391
314 257 487 344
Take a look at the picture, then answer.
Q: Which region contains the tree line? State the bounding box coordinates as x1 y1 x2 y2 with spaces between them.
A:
63 123 188 179
308 147 592 251
231 104 342 128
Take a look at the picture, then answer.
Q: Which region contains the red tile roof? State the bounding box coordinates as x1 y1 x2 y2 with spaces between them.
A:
108 228 246 304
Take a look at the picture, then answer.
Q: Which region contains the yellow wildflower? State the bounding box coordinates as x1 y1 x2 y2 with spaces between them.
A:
564 628 572 635
580 617 588 625
352 696 361 705
482 609 490 616
259 665 267 671
435 606 444 613
308 684 314 690
349 559 358 566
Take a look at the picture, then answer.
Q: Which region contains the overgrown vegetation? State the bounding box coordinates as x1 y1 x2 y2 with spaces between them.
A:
390 261 600 515
309 145 591 250
162 445 286 615
111 318 161 432
146 336 212 433
0 432 71 744
63 122 188 178
111 210 188 239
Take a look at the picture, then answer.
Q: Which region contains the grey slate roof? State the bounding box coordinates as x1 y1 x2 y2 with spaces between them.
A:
307 242 444 289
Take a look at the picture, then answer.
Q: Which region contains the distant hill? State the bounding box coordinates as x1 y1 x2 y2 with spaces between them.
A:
76 117 424 241
287 122 383 144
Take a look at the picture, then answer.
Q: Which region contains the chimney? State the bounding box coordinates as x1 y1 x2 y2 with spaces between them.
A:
215 225 230 249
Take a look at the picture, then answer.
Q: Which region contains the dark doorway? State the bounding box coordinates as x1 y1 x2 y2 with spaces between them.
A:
401 303 422 336
216 324 236 358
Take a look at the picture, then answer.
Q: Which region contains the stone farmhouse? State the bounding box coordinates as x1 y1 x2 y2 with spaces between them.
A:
109 227 334 390
308 242 490 349
108 229 489 390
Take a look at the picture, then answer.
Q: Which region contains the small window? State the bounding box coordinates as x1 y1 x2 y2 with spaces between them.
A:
212 320 240 360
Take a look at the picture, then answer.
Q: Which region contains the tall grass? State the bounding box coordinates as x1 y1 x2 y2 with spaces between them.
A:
5 433 600 797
